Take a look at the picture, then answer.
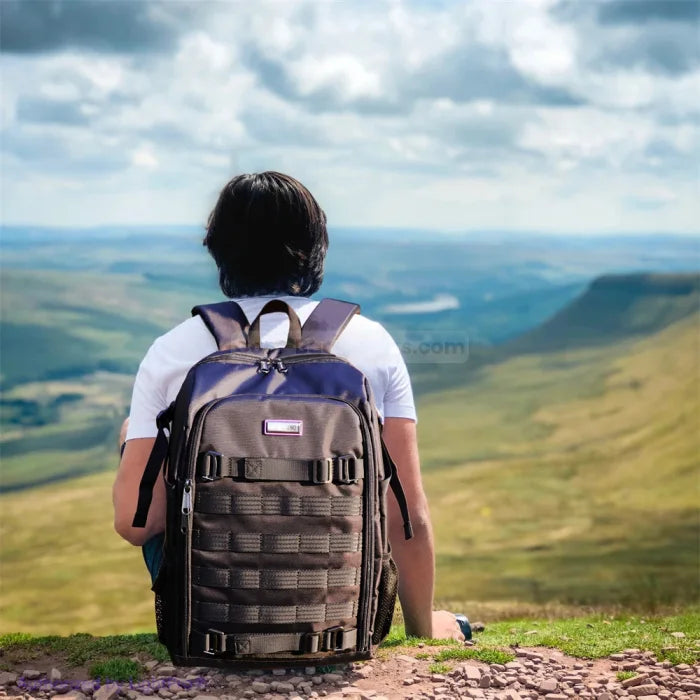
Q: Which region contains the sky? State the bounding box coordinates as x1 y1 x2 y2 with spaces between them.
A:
1 0 699 234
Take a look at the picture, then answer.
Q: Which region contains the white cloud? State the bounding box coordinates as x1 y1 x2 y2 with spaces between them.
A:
131 145 159 169
1 0 698 234
288 54 382 101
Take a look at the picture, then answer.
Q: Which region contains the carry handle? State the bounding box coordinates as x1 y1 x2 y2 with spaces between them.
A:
248 299 303 348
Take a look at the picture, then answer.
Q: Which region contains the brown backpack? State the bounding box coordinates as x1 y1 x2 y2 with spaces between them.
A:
132 298 413 668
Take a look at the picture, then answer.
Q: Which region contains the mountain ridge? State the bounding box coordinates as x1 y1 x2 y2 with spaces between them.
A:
501 271 699 356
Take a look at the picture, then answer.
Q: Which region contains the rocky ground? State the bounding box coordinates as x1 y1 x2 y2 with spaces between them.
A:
1 647 698 700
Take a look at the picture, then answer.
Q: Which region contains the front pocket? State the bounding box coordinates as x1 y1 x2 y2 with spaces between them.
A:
372 554 398 645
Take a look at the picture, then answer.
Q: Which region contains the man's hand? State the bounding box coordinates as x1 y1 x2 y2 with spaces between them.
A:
431 610 465 641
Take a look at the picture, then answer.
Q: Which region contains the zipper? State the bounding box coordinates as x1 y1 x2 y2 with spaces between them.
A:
197 351 339 374
180 479 192 532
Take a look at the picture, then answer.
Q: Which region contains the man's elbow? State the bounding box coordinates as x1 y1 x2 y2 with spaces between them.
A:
390 506 432 544
114 514 149 546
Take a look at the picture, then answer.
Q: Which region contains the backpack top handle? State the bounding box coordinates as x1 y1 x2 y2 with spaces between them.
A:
248 299 303 349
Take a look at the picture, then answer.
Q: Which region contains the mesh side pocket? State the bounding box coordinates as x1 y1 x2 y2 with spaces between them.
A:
372 555 398 645
152 561 176 647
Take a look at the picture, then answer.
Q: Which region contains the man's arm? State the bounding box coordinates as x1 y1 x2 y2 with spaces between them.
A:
112 418 167 546
382 416 463 640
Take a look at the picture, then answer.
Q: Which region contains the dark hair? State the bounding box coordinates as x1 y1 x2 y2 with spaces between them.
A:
203 171 328 297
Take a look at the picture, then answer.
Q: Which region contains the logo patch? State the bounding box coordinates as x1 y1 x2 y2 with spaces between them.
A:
264 419 303 436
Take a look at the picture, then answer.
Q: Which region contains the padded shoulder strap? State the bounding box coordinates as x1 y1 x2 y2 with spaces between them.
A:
300 298 360 352
192 301 249 351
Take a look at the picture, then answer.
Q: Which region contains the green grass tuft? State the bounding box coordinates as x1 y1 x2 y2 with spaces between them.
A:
89 658 143 682
434 647 515 665
428 661 451 674
616 671 638 681
0 632 170 666
380 626 462 648
479 611 700 664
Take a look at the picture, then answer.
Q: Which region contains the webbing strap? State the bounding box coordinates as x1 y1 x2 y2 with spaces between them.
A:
381 437 414 540
131 404 175 528
193 565 361 589
192 530 362 553
191 626 358 656
195 492 362 517
198 453 364 484
194 600 358 624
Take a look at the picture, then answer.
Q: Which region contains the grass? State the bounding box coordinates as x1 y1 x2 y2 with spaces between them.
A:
474 610 700 664
0 268 698 632
433 647 515 664
1 314 698 632
419 313 700 607
89 658 144 682
1 610 696 677
617 671 638 681
428 661 451 674
0 632 169 669
378 609 700 671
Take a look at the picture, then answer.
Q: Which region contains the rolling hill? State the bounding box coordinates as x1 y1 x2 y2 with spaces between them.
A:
504 272 700 354
0 271 697 633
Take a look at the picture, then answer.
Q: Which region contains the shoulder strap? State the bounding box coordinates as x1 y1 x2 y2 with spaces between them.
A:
300 298 360 352
192 301 249 351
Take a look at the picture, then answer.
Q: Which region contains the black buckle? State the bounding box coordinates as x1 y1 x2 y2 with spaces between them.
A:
312 458 333 484
337 456 359 484
322 626 343 651
200 451 222 481
203 628 226 655
300 631 321 654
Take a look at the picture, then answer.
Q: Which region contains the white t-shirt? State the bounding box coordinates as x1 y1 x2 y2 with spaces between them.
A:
126 295 417 440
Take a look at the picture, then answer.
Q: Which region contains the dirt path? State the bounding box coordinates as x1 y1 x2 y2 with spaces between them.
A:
1 647 698 700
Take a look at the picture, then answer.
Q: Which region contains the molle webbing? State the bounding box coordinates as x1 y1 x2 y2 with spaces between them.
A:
193 600 358 624
192 530 362 554
193 565 361 589
195 492 362 517
197 453 364 484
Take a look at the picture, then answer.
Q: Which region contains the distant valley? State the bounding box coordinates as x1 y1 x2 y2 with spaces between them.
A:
0 227 698 632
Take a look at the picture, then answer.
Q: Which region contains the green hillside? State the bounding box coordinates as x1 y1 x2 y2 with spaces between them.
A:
420 310 699 608
0 270 196 491
505 272 699 354
1 274 697 633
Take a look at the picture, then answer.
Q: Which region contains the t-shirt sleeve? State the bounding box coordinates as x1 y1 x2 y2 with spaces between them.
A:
381 329 418 422
125 339 168 440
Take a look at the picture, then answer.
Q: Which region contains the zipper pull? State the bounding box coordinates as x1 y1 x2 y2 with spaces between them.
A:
180 479 192 531
273 359 288 373
257 359 272 374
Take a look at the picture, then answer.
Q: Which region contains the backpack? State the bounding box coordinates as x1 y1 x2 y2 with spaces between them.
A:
132 298 413 668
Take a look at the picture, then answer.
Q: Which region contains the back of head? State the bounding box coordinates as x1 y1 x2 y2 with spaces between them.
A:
203 171 328 298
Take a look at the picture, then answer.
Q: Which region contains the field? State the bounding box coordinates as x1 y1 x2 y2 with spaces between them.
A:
420 313 699 608
1 280 697 634
1 226 698 635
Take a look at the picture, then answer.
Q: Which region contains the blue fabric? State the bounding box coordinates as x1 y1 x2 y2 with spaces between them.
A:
142 532 165 585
